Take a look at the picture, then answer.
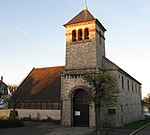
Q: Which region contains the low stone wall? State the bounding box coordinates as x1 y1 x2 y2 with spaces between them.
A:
16 109 61 120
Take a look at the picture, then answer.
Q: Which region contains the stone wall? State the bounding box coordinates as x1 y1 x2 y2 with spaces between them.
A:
65 20 105 70
61 73 96 127
61 74 84 126
65 39 97 70
117 71 143 126
62 9 143 127
103 59 143 126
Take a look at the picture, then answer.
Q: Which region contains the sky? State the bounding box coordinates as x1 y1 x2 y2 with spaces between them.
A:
0 0 150 98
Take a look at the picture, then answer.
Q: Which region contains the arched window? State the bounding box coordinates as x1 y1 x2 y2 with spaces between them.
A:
84 28 89 40
72 30 76 42
78 29 82 41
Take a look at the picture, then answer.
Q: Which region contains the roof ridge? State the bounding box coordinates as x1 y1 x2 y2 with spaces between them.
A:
34 66 65 70
64 9 95 26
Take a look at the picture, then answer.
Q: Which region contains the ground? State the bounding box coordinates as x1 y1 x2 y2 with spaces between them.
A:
0 121 149 135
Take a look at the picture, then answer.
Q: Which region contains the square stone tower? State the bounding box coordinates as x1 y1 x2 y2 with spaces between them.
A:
64 8 106 70
61 7 106 127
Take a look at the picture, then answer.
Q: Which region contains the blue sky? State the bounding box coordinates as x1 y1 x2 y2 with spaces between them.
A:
0 0 150 98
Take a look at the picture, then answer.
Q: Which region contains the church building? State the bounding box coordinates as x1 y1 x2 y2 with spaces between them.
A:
61 5 143 127
14 5 144 127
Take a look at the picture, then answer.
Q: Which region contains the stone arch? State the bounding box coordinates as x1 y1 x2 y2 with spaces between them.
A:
72 30 76 42
68 85 88 98
78 29 83 41
84 28 89 40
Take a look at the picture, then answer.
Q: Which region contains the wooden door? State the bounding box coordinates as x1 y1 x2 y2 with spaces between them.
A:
73 89 89 127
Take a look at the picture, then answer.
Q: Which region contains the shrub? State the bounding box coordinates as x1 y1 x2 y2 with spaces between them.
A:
0 120 24 128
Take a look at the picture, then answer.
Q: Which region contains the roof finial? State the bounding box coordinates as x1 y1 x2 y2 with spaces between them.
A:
84 0 87 10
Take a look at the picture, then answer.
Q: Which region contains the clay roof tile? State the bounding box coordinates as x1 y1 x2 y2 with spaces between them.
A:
17 66 64 100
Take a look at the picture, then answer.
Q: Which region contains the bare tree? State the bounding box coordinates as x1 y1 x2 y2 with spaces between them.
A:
83 71 119 135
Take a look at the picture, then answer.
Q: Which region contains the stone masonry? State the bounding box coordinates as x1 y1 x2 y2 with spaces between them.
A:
61 7 143 127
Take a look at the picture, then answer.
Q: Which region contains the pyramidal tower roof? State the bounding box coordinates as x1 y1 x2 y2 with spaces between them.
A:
64 4 106 31
64 7 95 26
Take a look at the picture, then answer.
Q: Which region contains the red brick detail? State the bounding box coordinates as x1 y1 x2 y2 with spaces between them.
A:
66 20 96 28
66 33 72 36
89 29 96 32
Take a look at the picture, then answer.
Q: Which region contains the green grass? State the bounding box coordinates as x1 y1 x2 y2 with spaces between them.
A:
118 118 150 130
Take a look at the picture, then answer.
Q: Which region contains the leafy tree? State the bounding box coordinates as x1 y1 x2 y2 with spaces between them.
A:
8 84 26 120
8 85 25 119
143 93 150 111
0 84 23 119
0 82 8 108
83 71 119 135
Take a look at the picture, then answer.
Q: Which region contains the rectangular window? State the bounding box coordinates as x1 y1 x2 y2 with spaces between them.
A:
135 84 137 93
30 102 36 109
41 102 47 109
13 100 61 110
36 102 41 109
24 102 30 109
108 109 116 114
132 82 134 92
47 102 53 109
53 102 60 110
122 76 124 89
127 80 130 91
20 102 25 109
138 86 141 95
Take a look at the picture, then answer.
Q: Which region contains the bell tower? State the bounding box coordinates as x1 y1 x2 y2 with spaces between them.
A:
64 6 106 71
61 6 107 127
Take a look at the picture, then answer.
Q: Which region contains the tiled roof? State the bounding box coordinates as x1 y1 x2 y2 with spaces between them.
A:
64 9 95 26
17 66 64 100
64 9 106 31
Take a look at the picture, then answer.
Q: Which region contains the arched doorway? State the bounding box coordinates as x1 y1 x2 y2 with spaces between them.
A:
73 89 89 127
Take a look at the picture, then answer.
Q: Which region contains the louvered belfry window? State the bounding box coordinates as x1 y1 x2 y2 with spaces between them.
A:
78 29 82 41
72 28 89 42
72 30 76 42
84 28 89 40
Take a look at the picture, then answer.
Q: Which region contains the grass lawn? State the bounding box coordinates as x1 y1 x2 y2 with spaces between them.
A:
119 118 150 130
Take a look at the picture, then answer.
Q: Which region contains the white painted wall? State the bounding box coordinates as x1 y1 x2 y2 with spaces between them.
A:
16 109 61 120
